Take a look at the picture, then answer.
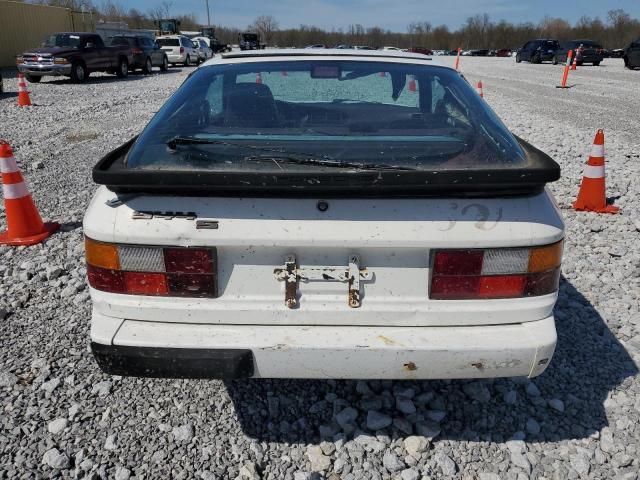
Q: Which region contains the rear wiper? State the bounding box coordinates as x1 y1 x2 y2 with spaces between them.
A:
244 155 415 171
166 136 415 170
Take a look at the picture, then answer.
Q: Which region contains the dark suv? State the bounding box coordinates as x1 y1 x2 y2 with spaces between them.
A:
553 40 604 66
623 38 640 69
109 35 169 73
515 39 560 64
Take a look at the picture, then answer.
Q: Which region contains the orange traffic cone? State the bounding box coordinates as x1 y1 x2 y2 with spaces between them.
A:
476 80 484 98
408 75 417 93
256 72 262 84
573 129 619 214
17 73 32 107
0 141 59 246
570 52 577 70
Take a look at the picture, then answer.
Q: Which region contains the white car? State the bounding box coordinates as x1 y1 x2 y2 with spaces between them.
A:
191 37 214 62
85 49 563 380
381 46 401 51
155 35 198 66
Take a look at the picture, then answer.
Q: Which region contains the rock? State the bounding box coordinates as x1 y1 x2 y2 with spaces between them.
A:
463 381 491 403
415 420 441 439
548 398 565 412
115 466 131 480
42 448 70 469
294 473 313 480
68 403 81 419
393 417 413 435
0 309 8 321
267 396 279 417
366 410 392 431
32 161 45 169
0 370 17 387
40 377 61 394
306 445 331 472
104 434 117 450
600 428 615 453
319 441 335 456
503 390 517 405
403 436 429 458
173 423 194 442
91 380 112 398
479 474 501 480
435 452 457 476
400 468 420 480
335 407 358 429
47 418 68 434
355 380 372 395
237 461 260 479
396 397 417 414
510 452 531 474
382 452 404 472
526 418 541 435
525 382 541 397
569 454 590 476
425 410 446 422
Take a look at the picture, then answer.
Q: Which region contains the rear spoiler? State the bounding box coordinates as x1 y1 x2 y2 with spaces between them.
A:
93 136 560 198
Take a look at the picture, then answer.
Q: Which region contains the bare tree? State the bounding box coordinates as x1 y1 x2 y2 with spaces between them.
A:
250 15 279 45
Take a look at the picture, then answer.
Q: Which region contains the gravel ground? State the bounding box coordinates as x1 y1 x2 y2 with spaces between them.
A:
1 57 639 479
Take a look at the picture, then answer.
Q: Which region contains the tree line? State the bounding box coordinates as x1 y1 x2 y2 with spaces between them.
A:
24 1 640 49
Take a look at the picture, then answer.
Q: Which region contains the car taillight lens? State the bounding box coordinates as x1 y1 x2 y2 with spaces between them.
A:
85 237 217 298
131 48 143 54
430 241 563 300
180 47 185 54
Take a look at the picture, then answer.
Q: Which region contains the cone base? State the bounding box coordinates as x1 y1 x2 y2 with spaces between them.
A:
572 203 620 214
0 222 59 246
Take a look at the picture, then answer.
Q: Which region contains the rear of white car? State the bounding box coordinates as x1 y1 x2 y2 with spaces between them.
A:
84 50 563 380
156 35 196 66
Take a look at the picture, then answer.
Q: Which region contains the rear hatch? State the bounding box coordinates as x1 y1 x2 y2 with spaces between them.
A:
156 38 180 56
84 187 564 327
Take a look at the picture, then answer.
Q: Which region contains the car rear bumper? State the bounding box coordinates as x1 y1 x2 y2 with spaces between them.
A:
90 310 557 379
167 54 186 63
17 63 71 76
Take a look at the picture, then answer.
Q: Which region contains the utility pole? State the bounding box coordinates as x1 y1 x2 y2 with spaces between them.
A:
205 0 211 26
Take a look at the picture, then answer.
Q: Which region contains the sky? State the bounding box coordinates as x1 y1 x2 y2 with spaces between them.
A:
133 0 640 30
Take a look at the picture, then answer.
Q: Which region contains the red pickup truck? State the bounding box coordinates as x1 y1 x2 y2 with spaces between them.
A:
17 32 131 83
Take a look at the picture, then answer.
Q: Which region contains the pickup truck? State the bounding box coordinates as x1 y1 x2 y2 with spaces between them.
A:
17 32 131 83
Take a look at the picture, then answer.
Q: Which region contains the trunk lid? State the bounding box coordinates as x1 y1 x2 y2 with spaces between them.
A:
84 187 564 327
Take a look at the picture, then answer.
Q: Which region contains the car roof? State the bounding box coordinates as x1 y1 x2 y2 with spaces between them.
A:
211 48 442 64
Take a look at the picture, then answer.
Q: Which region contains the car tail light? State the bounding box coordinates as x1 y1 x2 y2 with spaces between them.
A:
180 47 185 54
85 237 217 298
131 48 143 54
430 241 562 300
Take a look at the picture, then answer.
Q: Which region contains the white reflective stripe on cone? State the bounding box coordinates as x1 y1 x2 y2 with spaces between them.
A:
590 144 605 158
0 156 20 173
2 181 30 199
584 165 605 178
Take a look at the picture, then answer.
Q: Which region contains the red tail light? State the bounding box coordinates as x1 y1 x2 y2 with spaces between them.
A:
430 242 562 300
180 47 185 54
131 48 143 54
85 237 217 298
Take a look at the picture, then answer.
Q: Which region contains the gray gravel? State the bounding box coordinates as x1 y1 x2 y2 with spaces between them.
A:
1 57 640 479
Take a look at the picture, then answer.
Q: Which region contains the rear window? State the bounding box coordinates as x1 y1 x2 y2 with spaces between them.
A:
156 38 179 47
109 37 132 47
125 60 526 173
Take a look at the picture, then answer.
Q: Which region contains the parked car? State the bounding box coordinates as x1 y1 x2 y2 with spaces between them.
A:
304 44 327 49
610 48 625 58
553 40 604 66
353 45 376 50
408 46 433 55
515 39 560 63
156 35 198 66
108 35 169 73
495 48 512 57
334 44 352 49
85 49 563 380
623 38 640 69
16 32 131 83
192 38 214 63
381 46 401 51
469 49 490 56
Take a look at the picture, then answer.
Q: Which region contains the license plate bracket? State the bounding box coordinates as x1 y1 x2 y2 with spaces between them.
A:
274 255 372 309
